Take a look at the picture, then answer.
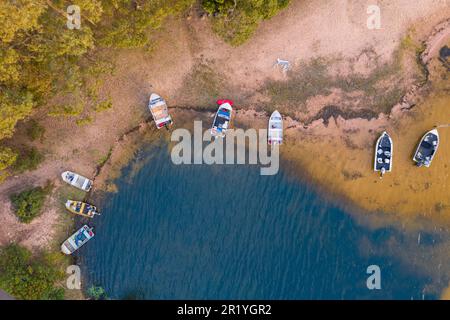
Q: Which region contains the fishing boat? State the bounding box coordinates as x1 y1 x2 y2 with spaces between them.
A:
65 200 100 218
148 93 173 129
268 110 283 145
211 100 233 138
61 225 94 255
374 131 393 177
413 129 439 167
61 171 93 192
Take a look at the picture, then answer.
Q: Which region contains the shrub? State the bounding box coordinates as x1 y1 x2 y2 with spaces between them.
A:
87 285 107 300
13 146 44 173
203 0 291 46
0 245 64 300
76 116 93 126
10 185 52 223
94 99 113 112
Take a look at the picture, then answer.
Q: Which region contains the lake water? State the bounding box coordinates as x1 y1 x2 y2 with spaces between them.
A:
79 142 433 299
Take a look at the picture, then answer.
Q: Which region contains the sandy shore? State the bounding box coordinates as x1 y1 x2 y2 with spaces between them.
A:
0 0 449 298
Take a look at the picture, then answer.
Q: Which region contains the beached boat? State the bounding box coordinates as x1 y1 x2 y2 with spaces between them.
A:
211 100 233 138
268 110 283 145
61 171 93 192
148 93 173 129
374 131 393 176
413 129 439 167
61 225 95 255
65 200 100 218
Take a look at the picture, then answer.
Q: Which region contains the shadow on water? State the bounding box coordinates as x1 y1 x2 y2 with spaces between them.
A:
78 141 444 299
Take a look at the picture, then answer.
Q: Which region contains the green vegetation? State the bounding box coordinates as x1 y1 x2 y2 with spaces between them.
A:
0 146 18 182
10 184 52 223
202 0 290 46
0 0 195 173
97 148 113 167
26 119 46 142
262 51 410 117
0 245 64 300
177 61 228 107
0 0 288 175
87 285 107 300
75 116 93 126
13 146 44 173
94 99 113 112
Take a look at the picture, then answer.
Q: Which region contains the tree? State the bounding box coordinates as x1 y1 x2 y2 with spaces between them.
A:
0 245 64 300
202 0 291 46
10 185 51 223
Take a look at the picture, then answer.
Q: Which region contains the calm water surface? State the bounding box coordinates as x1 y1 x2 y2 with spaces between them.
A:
80 143 433 299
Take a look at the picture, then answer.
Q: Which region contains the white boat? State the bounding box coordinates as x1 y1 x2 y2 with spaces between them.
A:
61 225 95 255
413 129 439 167
374 131 393 176
268 110 283 145
61 171 93 192
148 93 173 129
211 101 233 138
65 200 100 218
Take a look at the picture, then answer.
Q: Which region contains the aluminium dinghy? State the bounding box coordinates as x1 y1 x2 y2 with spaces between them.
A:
61 171 93 192
374 131 393 177
61 225 95 255
268 110 283 145
413 129 439 167
211 100 233 138
65 200 100 218
148 93 173 129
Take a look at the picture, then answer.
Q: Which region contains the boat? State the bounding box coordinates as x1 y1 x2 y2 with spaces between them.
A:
413 129 439 167
211 100 233 138
61 225 95 255
148 93 173 129
61 171 93 192
268 110 283 145
65 200 100 218
374 131 393 176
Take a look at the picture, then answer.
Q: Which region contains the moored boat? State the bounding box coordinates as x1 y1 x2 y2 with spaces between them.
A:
61 225 94 255
148 93 173 129
61 171 93 192
374 131 393 177
413 129 439 167
211 100 233 138
268 110 283 145
65 200 100 218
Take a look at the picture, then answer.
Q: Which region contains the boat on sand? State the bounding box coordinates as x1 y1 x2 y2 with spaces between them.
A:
413 129 439 167
148 93 173 129
211 100 233 138
374 131 393 177
268 110 283 145
65 200 100 218
61 171 93 192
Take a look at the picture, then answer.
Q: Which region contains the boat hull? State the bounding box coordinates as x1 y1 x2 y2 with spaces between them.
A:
374 131 393 173
211 102 233 138
413 129 439 167
61 171 92 191
148 93 173 129
61 225 95 255
268 110 283 145
65 200 98 218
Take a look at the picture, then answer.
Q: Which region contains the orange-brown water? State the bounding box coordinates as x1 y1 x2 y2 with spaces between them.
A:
282 92 449 230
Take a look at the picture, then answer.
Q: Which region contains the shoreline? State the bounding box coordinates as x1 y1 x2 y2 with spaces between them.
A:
0 1 449 299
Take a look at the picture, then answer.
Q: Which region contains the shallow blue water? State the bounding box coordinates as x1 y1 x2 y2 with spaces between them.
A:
80 143 432 299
